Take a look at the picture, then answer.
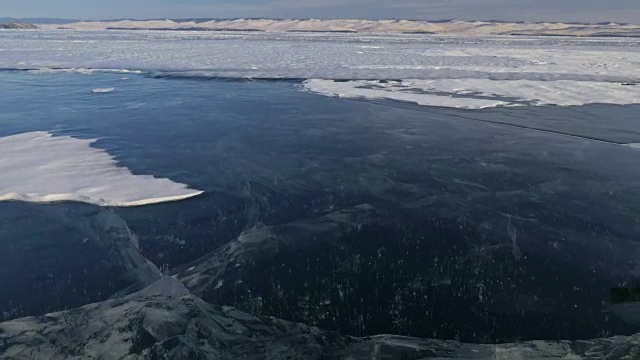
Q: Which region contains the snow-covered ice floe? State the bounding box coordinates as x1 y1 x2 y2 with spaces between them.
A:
91 87 115 93
303 79 640 109
0 132 203 207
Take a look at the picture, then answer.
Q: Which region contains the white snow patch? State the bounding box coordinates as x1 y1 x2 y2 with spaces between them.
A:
624 143 640 149
0 132 203 207
303 79 506 109
92 87 115 93
303 79 640 109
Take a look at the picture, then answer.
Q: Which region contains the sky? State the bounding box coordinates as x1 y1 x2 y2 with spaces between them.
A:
3 0 640 23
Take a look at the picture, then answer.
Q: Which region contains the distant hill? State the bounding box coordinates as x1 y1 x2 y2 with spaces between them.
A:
36 18 640 37
0 17 77 24
0 22 38 29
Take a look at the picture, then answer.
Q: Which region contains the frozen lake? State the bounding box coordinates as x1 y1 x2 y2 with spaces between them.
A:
1 66 640 342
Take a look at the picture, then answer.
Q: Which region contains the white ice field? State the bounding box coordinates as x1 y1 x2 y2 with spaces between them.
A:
1 30 638 109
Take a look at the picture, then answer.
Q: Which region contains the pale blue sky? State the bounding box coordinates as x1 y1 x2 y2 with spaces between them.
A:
4 0 640 23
